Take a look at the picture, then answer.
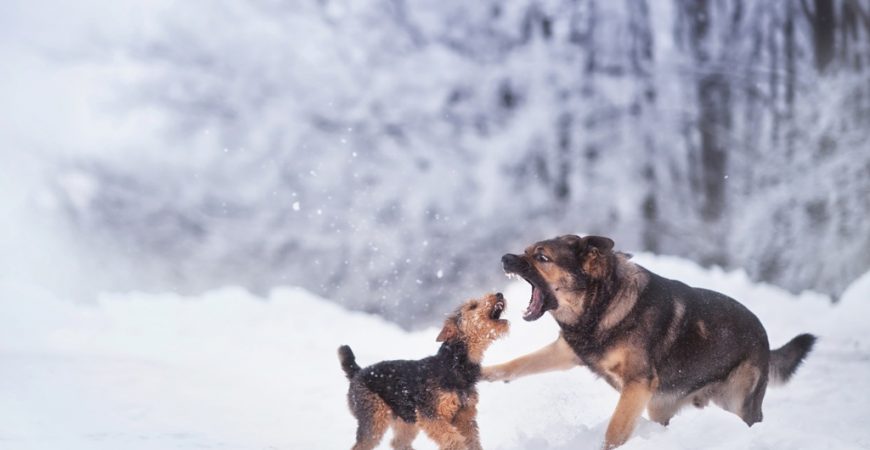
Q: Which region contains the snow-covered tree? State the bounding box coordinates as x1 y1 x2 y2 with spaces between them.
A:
52 0 870 326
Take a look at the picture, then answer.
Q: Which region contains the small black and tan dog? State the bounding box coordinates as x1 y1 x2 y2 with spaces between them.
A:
339 293 509 450
484 235 816 449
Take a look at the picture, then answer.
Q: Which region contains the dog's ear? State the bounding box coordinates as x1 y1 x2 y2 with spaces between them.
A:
561 235 614 252
436 316 459 342
580 236 614 279
563 234 614 257
585 235 614 252
559 234 582 244
559 234 584 254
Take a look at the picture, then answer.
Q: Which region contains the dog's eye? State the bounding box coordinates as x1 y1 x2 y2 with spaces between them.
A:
468 302 478 310
535 254 551 263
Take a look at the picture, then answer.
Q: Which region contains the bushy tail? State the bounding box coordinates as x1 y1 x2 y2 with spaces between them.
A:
338 345 361 380
769 333 817 386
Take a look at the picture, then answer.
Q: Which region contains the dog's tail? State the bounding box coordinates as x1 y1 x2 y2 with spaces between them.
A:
769 333 816 386
338 345 361 380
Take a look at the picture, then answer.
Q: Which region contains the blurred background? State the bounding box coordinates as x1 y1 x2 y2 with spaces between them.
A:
1 0 868 328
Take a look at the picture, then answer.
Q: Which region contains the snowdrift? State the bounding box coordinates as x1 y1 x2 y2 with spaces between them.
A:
1 254 868 449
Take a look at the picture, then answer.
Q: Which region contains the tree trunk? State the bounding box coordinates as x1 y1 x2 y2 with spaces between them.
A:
801 0 836 72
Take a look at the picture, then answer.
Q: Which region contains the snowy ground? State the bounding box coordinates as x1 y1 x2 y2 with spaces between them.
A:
1 254 869 450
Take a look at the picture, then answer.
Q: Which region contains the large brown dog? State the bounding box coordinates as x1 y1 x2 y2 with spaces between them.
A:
483 235 815 449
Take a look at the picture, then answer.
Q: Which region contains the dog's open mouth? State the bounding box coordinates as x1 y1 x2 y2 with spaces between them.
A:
490 299 505 321
526 283 547 321
505 272 554 321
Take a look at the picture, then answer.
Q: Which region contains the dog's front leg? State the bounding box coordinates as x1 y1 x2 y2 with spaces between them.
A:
603 380 654 449
452 402 481 450
481 335 580 382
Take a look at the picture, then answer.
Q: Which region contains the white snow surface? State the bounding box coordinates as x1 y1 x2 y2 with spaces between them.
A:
1 254 869 450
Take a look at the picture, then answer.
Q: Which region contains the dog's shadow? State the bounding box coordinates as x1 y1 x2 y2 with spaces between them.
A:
504 418 665 450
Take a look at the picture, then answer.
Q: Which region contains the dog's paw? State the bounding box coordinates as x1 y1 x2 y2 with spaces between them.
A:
481 366 510 383
480 366 499 382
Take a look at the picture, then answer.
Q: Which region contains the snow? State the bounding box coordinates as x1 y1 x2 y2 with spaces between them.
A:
1 254 869 449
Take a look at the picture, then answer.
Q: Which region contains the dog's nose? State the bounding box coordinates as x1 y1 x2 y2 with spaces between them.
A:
502 253 524 270
495 292 504 299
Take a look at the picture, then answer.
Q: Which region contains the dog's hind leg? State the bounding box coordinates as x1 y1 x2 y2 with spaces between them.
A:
739 374 767 426
647 394 680 426
352 411 390 450
714 359 765 427
349 384 391 450
352 414 389 450
390 418 419 450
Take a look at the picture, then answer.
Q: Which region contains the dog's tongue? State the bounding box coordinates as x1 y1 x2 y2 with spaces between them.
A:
523 286 545 321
